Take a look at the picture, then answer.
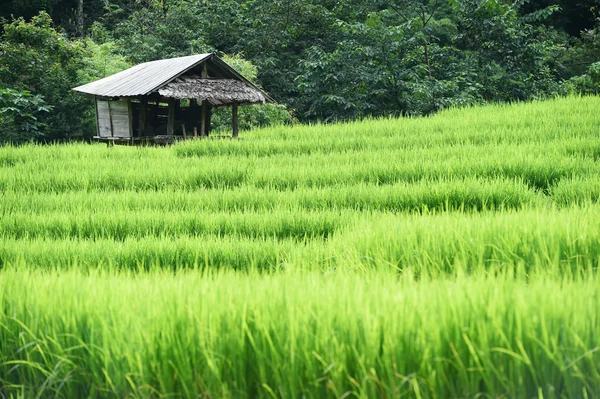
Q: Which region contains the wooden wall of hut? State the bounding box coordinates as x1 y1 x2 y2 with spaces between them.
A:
96 99 132 138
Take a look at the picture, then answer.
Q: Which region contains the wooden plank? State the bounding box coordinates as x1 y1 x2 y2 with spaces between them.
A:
107 99 131 138
109 100 129 111
110 109 129 117
167 99 175 136
97 99 114 138
112 123 131 137
232 102 239 138
98 118 112 137
138 98 147 137
96 101 110 113
110 115 130 123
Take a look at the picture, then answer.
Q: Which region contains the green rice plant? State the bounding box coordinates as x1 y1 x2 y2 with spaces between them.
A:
0 236 317 271
0 96 599 398
1 269 599 398
564 137 600 160
0 177 538 217
0 209 349 240
0 145 593 193
0 97 598 195
552 177 600 206
174 96 600 158
323 205 600 276
2 206 600 275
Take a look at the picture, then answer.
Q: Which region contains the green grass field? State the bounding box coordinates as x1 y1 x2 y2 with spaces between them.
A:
1 96 600 398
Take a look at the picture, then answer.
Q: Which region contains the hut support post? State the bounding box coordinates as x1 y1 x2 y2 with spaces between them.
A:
167 99 175 136
201 100 207 137
107 101 114 137
138 98 147 137
153 101 160 128
232 102 239 138
206 103 212 136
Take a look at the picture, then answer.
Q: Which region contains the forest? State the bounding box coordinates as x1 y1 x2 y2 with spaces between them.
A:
1 0 600 142
3 2 600 397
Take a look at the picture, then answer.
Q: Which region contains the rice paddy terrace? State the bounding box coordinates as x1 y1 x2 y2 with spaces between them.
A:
1 96 600 398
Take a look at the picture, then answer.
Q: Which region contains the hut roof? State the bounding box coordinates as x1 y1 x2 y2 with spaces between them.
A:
72 53 271 105
158 77 266 106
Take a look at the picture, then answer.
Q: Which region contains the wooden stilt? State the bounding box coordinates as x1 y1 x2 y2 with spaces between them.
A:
182 124 187 139
167 99 175 136
194 127 198 138
205 103 212 136
201 100 207 137
232 102 239 138
138 98 147 137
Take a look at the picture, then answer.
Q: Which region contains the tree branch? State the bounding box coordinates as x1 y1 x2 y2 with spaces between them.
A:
388 3 410 23
424 0 439 27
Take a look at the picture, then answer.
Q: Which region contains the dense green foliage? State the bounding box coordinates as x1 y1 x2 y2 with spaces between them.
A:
1 1 600 141
1 97 600 397
0 88 51 143
0 12 91 141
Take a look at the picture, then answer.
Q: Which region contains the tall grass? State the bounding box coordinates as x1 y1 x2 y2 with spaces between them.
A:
1 206 599 274
2 96 600 397
1 269 600 398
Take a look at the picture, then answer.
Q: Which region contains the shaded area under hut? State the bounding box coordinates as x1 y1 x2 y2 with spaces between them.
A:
73 53 271 144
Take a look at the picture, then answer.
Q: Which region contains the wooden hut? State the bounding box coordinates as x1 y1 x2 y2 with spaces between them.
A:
73 53 271 144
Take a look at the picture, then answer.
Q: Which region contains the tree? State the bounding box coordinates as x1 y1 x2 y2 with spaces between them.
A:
0 88 52 143
108 1 212 63
451 0 564 101
296 8 481 120
231 0 344 107
0 12 92 141
383 0 443 80
0 0 107 37
77 39 131 82
297 14 412 121
523 0 598 37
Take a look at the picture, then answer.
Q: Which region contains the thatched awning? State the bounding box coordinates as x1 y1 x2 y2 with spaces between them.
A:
158 77 267 106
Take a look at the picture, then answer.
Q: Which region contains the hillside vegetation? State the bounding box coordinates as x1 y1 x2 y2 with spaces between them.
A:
1 96 600 398
2 1 600 142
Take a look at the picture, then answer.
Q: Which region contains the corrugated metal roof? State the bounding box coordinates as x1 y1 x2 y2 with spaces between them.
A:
73 54 211 97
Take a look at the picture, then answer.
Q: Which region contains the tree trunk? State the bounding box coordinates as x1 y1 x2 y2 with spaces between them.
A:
77 0 84 37
423 41 432 80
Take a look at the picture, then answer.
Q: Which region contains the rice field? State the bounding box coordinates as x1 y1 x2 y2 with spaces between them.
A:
1 96 600 398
